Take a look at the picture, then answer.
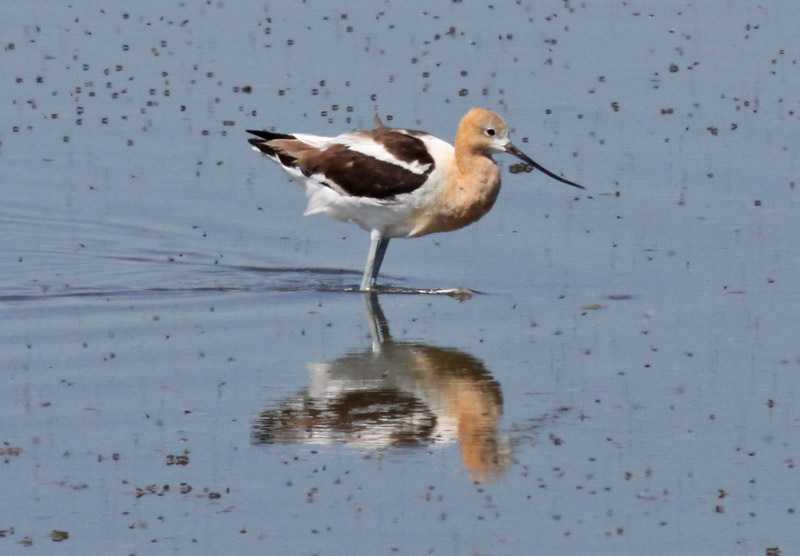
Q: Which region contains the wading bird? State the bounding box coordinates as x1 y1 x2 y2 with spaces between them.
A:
247 108 584 291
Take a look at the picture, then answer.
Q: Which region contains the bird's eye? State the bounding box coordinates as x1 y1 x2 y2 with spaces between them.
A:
485 128 496 137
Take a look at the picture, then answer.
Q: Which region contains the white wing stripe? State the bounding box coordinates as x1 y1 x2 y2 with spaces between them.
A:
330 134 432 175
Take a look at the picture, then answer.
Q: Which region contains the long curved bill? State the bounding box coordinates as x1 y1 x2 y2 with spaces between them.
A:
506 143 585 190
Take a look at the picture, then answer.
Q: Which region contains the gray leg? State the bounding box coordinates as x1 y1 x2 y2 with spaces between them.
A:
360 231 391 291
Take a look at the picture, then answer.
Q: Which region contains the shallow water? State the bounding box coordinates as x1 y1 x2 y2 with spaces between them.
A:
2 1 799 554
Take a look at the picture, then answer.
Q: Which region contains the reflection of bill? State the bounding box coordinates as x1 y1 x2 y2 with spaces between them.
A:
252 293 511 478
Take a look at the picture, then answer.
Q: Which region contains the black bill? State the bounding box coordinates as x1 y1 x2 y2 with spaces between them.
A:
506 143 585 190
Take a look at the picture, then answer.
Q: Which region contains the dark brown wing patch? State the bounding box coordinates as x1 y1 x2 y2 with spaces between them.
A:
248 127 437 199
298 143 431 199
367 127 435 168
247 130 301 169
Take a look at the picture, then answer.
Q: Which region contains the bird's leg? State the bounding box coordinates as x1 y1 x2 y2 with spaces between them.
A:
372 237 390 281
360 231 391 291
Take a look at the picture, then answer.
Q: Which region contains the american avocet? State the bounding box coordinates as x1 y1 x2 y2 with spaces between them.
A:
247 108 584 291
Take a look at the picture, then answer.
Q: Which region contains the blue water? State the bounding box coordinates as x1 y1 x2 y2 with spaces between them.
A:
2 1 798 554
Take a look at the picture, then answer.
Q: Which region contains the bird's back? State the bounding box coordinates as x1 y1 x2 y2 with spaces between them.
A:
248 123 456 238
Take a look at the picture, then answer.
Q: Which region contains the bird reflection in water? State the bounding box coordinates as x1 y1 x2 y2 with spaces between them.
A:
252 293 511 478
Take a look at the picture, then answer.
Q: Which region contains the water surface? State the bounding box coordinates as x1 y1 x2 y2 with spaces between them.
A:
2 1 798 554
